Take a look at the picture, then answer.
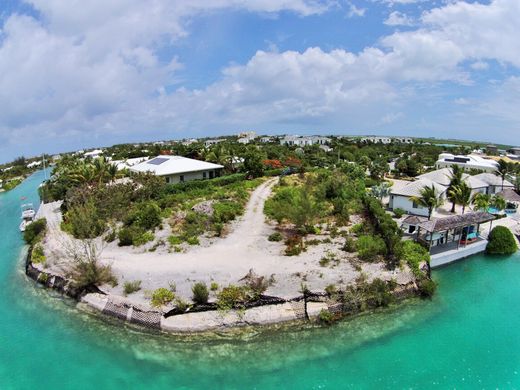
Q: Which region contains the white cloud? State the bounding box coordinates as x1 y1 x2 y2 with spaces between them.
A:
2 0 520 159
384 11 414 26
347 3 366 17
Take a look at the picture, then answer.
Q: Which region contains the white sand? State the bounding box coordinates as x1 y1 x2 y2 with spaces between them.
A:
41 178 414 309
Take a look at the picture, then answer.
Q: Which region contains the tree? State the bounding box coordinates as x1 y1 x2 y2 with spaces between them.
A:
447 165 464 212
448 182 472 214
490 195 506 212
409 185 443 220
472 193 491 211
243 151 264 178
496 159 511 190
370 182 391 203
486 226 517 255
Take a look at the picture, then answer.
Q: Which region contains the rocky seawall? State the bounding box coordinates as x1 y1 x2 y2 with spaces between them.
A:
25 250 421 333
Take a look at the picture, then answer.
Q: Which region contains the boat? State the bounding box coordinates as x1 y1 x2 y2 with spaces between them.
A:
19 203 36 232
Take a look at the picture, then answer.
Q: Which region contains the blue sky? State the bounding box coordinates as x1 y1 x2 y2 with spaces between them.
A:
0 0 519 162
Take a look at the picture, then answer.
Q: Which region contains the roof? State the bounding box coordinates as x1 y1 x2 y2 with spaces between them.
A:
418 168 469 186
496 188 520 203
391 178 446 197
417 212 495 233
472 173 514 187
465 175 489 189
130 156 223 176
402 215 428 225
436 153 499 170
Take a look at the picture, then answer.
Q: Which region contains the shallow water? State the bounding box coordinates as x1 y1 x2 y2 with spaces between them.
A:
1 171 520 389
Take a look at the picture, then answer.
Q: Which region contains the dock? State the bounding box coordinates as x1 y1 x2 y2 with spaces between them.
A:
430 239 488 268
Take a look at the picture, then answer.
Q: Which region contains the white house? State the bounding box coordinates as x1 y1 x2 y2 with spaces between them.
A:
130 156 224 184
389 178 447 217
435 153 498 172
111 156 150 171
280 135 331 147
204 139 224 147
27 161 42 169
472 173 514 194
84 149 104 159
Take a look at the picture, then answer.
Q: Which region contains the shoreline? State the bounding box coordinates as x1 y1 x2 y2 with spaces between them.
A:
25 251 420 333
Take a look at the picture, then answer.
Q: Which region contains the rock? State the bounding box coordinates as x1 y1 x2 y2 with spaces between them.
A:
191 200 215 216
306 302 329 319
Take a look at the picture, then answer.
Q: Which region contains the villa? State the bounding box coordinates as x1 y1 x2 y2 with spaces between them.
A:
279 135 331 147
389 168 515 216
84 149 104 159
111 157 150 171
130 155 223 184
435 153 498 172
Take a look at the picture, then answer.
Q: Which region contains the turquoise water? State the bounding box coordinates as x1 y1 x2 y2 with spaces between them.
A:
2 171 520 389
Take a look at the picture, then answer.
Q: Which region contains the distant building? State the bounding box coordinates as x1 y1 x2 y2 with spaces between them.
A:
111 157 150 171
260 136 273 143
84 149 103 159
237 131 257 144
360 136 413 144
27 161 42 169
280 135 331 147
204 139 224 148
435 153 498 173
130 156 223 184
486 144 498 155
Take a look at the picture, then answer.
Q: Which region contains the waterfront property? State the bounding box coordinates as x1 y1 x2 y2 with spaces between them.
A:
403 211 496 267
389 178 447 217
130 155 224 184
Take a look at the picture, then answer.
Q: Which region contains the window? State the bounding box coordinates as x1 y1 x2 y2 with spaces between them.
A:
180 175 184 182
203 172 207 179
412 201 418 209
209 171 214 179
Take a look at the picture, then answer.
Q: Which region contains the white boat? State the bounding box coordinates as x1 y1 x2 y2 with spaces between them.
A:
19 203 36 232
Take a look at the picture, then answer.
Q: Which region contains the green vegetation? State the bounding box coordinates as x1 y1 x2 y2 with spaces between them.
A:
318 309 335 325
409 185 443 220
151 288 175 307
486 226 517 255
399 241 430 277
268 232 283 242
191 282 209 304
31 244 46 264
210 282 219 291
216 285 252 311
123 280 142 296
356 235 387 261
392 208 405 218
23 218 47 246
70 256 117 289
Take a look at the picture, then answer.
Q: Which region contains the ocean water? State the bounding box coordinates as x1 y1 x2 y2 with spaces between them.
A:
1 171 520 389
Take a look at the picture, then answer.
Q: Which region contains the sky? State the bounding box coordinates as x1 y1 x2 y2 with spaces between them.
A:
0 0 519 162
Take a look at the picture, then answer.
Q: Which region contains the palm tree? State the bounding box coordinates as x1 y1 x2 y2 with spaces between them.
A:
496 159 510 190
447 165 464 212
491 195 506 212
409 185 443 220
448 182 472 214
370 182 391 203
472 193 491 211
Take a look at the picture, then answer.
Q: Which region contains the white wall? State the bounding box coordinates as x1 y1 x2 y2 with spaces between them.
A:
164 169 220 184
390 195 430 217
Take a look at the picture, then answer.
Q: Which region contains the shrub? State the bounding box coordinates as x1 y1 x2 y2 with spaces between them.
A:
318 309 334 325
123 280 142 296
192 282 209 304
393 208 405 218
175 298 189 312
168 235 183 246
417 278 437 298
151 288 175 307
210 282 219 291
285 236 304 256
186 236 200 246
399 241 430 276
342 236 356 252
486 226 517 255
24 218 47 246
118 227 134 246
125 201 162 230
356 235 387 261
213 201 242 223
216 285 251 310
268 232 283 242
325 284 337 296
31 244 46 264
133 231 154 246
66 202 106 239
70 259 117 289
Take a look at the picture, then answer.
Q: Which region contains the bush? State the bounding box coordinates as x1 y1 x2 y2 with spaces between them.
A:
31 244 46 264
393 208 405 218
216 285 251 310
399 241 430 276
24 218 47 245
268 232 283 242
118 227 134 246
66 202 106 239
213 201 242 224
151 288 175 307
125 201 162 230
210 282 219 291
356 235 387 261
123 280 142 296
70 259 117 289
342 236 356 252
318 309 334 324
486 226 517 255
417 278 437 298
186 236 200 246
192 282 209 304
133 231 154 246
168 235 183 246
285 236 304 256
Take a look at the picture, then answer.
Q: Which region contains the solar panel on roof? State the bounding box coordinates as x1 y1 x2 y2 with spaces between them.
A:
147 157 169 165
